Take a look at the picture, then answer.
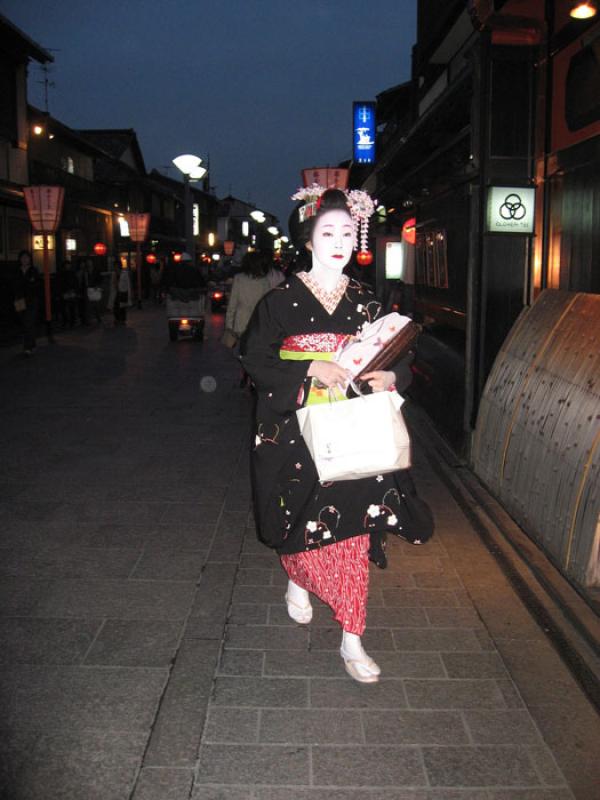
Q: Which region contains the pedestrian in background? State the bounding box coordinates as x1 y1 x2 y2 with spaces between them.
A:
13 249 40 356
109 262 132 325
86 260 104 324
76 258 91 326
150 259 163 304
59 260 79 329
241 188 433 684
265 254 285 289
224 251 275 385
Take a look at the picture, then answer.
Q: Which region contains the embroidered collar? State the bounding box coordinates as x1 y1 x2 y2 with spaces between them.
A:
297 271 349 315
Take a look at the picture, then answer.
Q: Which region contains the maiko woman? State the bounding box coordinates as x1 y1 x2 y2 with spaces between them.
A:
241 187 432 683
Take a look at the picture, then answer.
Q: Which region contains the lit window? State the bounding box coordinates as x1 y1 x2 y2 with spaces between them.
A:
61 155 75 174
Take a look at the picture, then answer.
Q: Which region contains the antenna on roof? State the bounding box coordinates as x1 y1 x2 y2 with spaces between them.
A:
35 52 60 113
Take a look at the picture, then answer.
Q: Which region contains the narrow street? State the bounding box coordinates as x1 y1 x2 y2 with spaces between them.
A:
0 308 598 800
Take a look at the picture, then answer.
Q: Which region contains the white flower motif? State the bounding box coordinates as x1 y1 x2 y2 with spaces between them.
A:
357 304 364 312
306 521 318 532
322 530 331 539
255 435 262 446
295 462 302 470
376 475 384 482
367 504 380 518
387 514 398 526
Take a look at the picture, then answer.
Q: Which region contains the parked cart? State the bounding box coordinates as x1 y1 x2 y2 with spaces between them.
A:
166 286 205 342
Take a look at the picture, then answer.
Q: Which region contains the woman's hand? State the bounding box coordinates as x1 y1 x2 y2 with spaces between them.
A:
307 360 351 388
360 370 396 392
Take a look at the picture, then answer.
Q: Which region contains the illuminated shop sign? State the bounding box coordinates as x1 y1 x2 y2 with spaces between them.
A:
486 186 536 234
385 241 404 279
353 101 376 164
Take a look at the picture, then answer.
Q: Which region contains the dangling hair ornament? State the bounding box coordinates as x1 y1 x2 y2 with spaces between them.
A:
291 184 376 253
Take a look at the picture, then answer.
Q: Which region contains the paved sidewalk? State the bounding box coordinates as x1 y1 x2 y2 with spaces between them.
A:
0 308 598 799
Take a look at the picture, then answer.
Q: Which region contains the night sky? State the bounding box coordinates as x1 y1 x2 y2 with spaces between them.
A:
3 0 416 229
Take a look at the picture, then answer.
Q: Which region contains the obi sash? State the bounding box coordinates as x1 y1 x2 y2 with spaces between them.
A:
279 332 351 405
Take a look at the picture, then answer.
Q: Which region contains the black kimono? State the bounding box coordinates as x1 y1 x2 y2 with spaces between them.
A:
240 272 433 563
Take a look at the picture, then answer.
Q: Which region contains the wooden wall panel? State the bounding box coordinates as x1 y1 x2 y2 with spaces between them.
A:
472 290 600 592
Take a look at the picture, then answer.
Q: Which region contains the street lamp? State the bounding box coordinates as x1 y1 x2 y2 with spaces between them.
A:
23 184 64 340
172 154 203 260
250 209 265 223
569 1 597 18
125 212 150 308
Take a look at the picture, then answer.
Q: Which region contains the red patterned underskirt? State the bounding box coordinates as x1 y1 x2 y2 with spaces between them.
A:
281 332 350 354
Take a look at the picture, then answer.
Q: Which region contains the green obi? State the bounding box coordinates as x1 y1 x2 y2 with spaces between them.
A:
279 348 347 405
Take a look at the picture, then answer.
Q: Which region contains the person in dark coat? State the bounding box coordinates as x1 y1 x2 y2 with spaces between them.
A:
13 250 41 355
241 188 433 684
59 261 79 328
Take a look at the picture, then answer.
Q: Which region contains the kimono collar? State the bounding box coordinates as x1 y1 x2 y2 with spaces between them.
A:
297 271 349 316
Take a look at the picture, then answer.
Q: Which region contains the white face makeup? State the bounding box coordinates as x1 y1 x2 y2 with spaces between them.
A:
307 209 354 273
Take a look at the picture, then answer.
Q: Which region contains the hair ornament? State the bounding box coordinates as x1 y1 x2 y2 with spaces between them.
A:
291 184 376 252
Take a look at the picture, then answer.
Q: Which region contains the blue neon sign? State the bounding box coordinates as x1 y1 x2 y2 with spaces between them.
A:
353 101 376 164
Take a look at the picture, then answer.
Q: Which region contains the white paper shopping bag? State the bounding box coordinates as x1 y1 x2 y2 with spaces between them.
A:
296 390 411 483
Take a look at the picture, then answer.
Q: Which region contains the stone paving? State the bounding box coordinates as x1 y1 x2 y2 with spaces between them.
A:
0 307 598 800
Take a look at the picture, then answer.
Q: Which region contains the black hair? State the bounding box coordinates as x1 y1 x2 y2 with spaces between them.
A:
287 188 350 252
240 250 270 278
17 250 32 262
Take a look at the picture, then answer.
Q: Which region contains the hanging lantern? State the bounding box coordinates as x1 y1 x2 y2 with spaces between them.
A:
173 252 182 262
356 250 373 266
223 240 235 256
93 242 107 256
146 253 157 264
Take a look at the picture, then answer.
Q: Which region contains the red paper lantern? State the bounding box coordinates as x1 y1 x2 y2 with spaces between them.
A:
356 250 373 266
93 242 107 256
402 217 417 246
146 253 157 264
173 252 182 262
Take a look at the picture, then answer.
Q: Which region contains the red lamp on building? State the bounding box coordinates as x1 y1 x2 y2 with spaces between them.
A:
356 250 373 267
173 252 182 262
146 253 157 264
93 242 107 256
402 217 417 246
23 185 65 336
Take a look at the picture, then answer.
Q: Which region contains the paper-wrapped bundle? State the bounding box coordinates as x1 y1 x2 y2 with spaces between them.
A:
335 313 420 391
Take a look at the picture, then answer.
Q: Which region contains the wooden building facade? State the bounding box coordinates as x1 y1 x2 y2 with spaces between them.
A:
368 0 600 454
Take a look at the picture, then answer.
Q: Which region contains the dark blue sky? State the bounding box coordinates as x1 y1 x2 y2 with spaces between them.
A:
3 0 416 228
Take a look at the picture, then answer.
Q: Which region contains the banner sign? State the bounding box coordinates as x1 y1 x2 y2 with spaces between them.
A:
353 102 376 164
486 186 536 234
